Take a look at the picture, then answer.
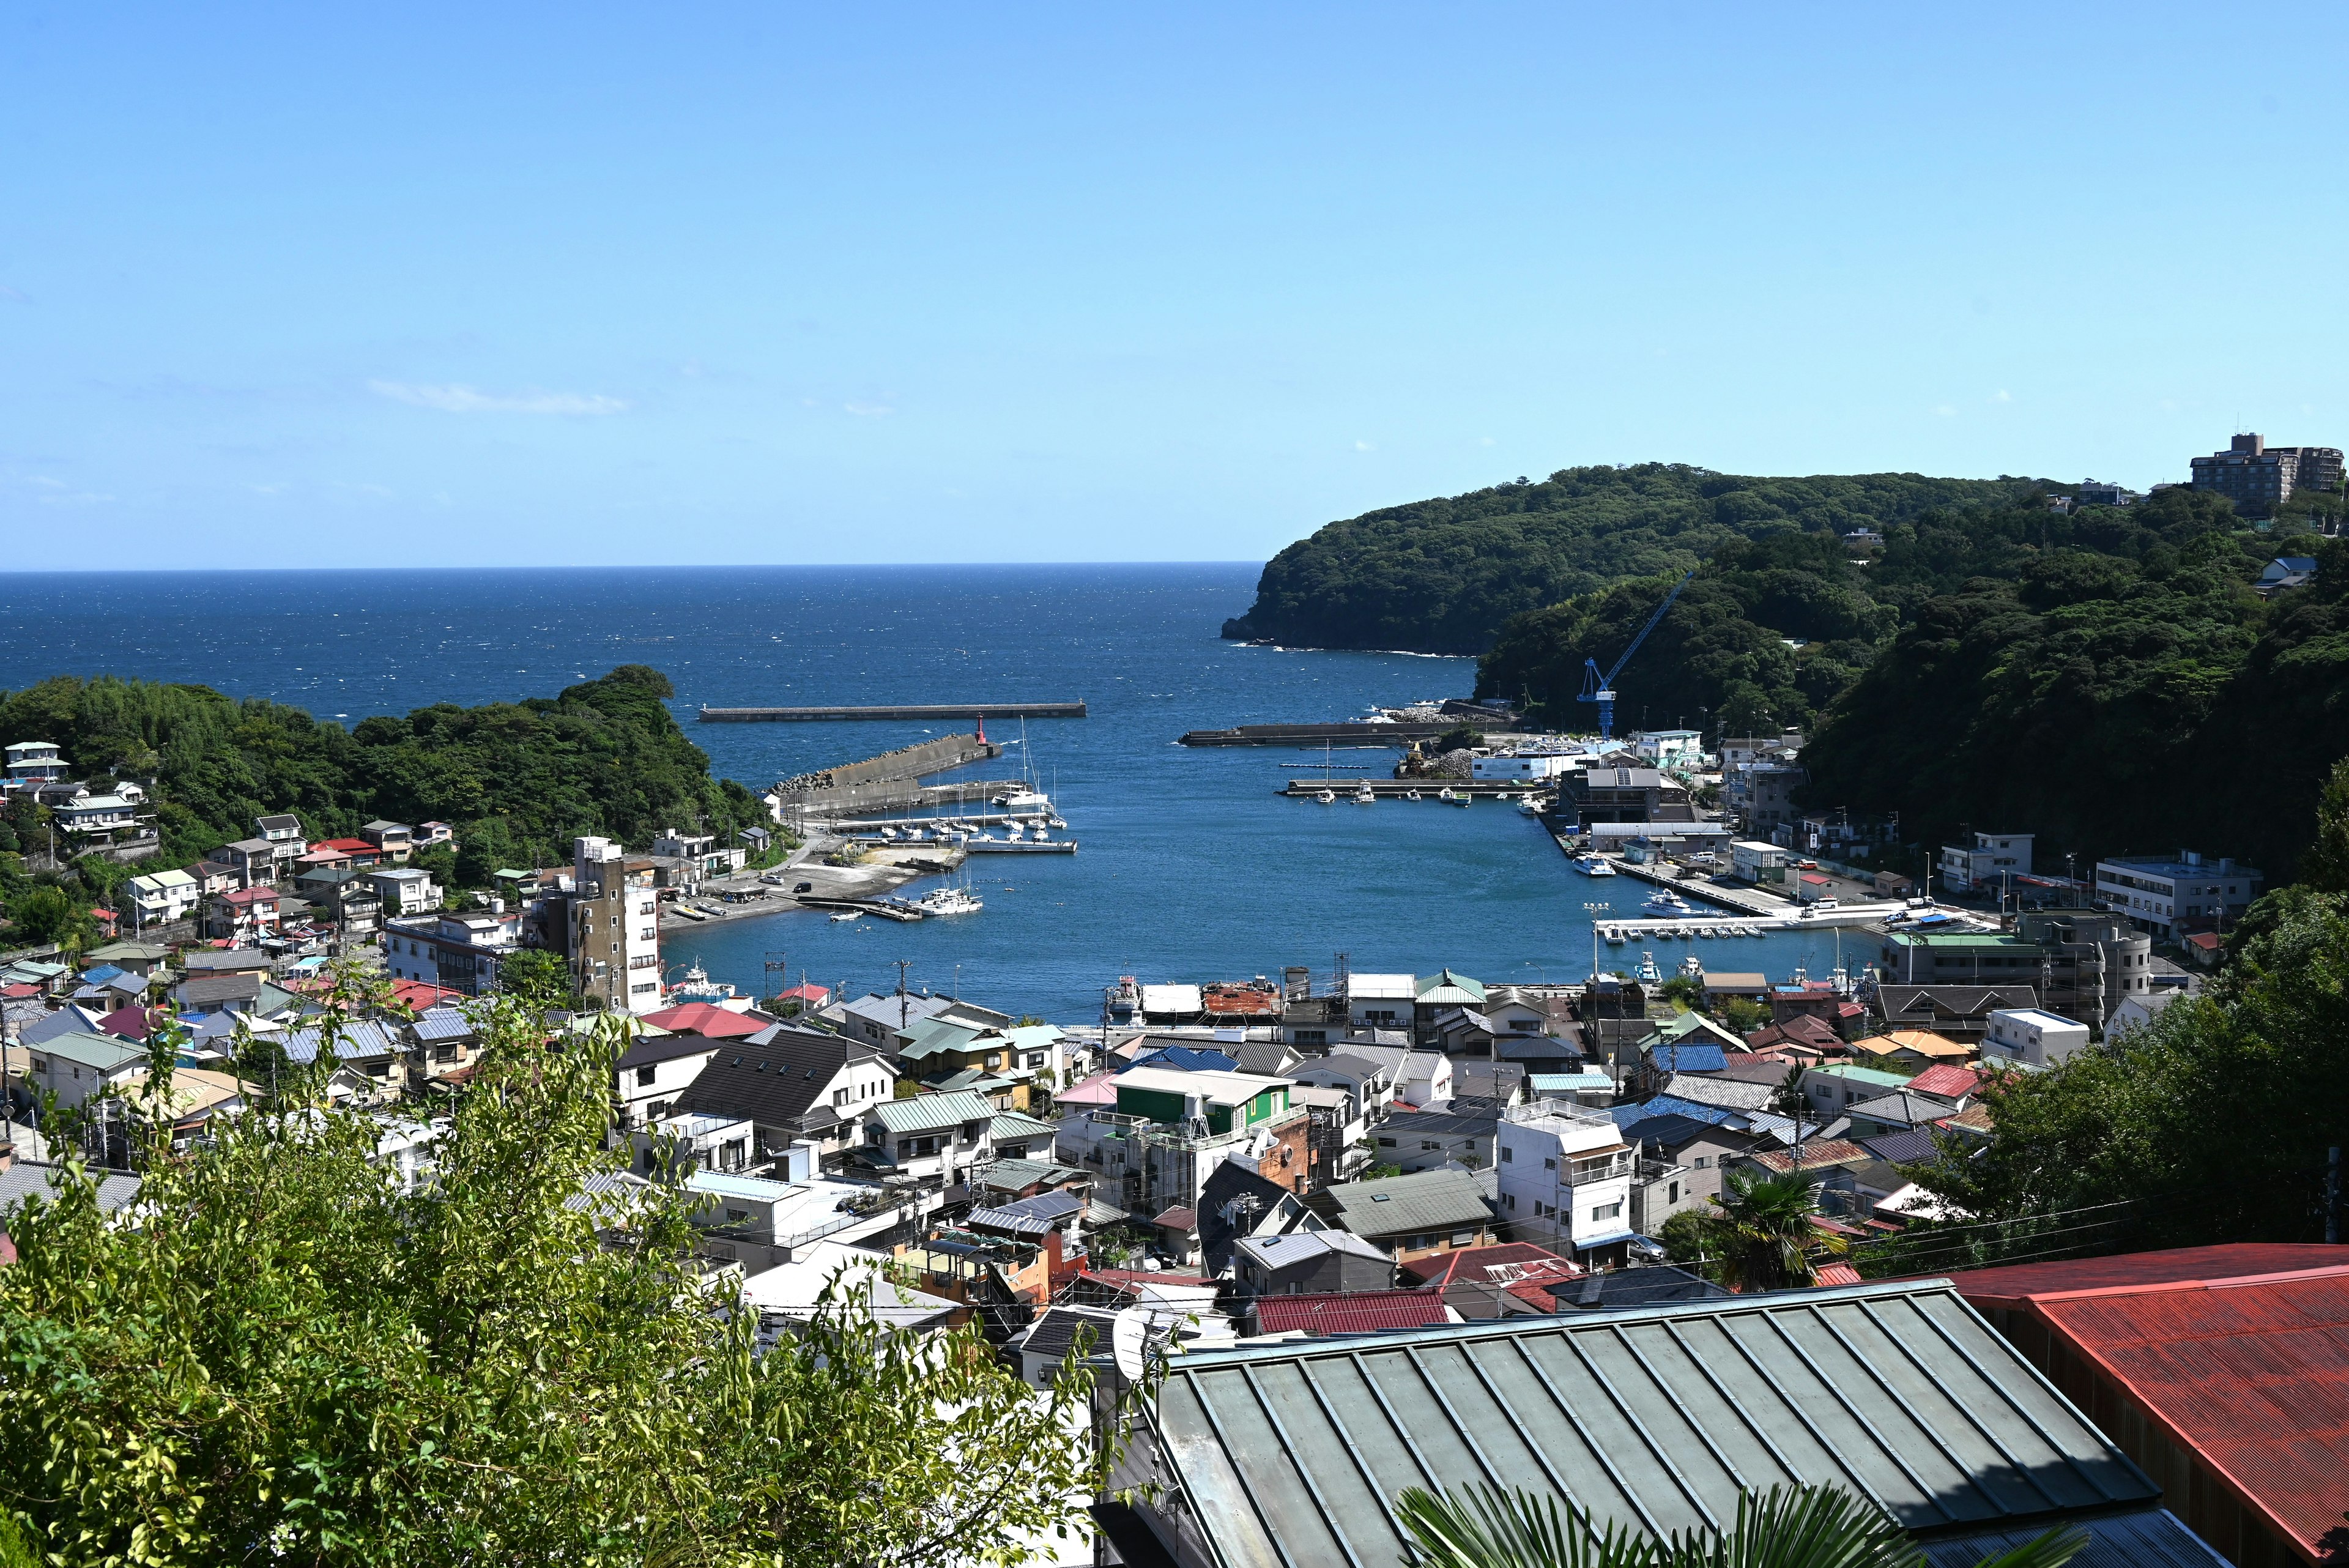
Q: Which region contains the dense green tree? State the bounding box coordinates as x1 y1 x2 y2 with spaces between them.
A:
0 976 1110 1564
495 946 574 1011
1225 465 2032 655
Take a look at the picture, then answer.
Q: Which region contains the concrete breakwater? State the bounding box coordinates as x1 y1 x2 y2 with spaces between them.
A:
1181 720 1496 747
774 733 1000 793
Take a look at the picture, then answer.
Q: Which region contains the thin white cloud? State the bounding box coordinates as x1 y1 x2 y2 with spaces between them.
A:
1354 439 1376 451
369 380 628 415
844 401 893 417
1932 404 1958 418
1990 389 2012 404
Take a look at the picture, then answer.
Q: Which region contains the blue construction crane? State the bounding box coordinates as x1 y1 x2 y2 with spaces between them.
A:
1575 570 1694 740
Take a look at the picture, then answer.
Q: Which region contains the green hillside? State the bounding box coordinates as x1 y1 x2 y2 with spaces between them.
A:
1221 463 2033 654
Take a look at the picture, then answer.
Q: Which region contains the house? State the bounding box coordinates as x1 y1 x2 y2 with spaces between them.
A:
1801 1062 1913 1117
860 1088 1003 1189
674 1025 896 1168
1340 972 1416 1032
896 1014 1067 1109
278 1019 406 1098
383 911 520 998
1396 1049 1453 1105
366 866 442 918
824 989 963 1048
1229 1038 1304 1077
1938 830 2034 894
1875 983 2042 1042
1412 970 1486 1041
1370 1104 1497 1173
1903 1061 1981 1105
1104 1279 2206 1568
1844 1091 1967 1140
613 1029 722 1128
2 740 70 791
1233 1227 1395 1302
406 1006 482 1083
174 971 265 1019
650 827 747 880
1619 1109 1755 1236
1948 1243 2349 1568
124 868 200 932
1493 1098 1638 1260
253 813 306 871
314 836 382 869
26 1030 149 1110
1397 1241 1583 1318
293 866 385 938
2255 554 2320 596
631 1111 757 1178
1197 1158 1321 1276
1450 1060 1527 1104
1845 1028 1973 1068
638 1001 768 1041
1981 1008 2091 1069
738 1240 963 1334
206 885 282 941
1009 1304 1122 1386
1307 1167 1498 1261
1285 1053 1393 1120
80 940 169 978
1743 1013 1842 1057
1245 1288 1455 1339
1057 1066 1311 1216
358 820 414 863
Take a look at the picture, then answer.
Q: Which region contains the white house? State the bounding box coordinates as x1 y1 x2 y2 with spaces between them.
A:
1469 748 1580 782
1493 1099 1637 1262
384 911 519 998
1343 973 1417 1031
3 740 69 790
2094 852 2263 937
367 866 443 918
863 1089 1001 1187
1632 730 1706 768
1398 1050 1454 1107
1981 1008 2091 1069
28 1030 150 1111
1937 832 2033 895
125 867 201 931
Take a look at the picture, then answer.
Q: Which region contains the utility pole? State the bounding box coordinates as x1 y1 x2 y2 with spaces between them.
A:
2328 1146 2341 1246
896 958 912 1030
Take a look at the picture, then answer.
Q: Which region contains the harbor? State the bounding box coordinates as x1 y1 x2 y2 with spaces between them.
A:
1280 778 1548 800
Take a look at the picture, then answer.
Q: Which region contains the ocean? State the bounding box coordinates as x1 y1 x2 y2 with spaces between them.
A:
0 565 1860 1019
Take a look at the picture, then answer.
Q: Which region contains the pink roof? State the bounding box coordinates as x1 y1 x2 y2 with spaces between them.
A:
221 886 280 905
639 1001 767 1039
774 983 831 1003
98 1006 162 1041
1054 1069 1121 1107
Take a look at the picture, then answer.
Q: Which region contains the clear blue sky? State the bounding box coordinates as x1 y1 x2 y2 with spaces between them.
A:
5 4 2343 568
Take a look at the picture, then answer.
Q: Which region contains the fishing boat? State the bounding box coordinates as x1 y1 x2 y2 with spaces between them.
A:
1603 925 1625 945
1353 784 1376 804
1450 792 1472 808
1677 954 1704 978
667 961 738 1001
1635 951 1662 983
915 884 984 916
1436 787 1457 801
1573 855 1617 877
1697 926 1716 939
878 826 900 841
1316 789 1336 804
1405 790 1422 801
1641 890 1696 918
1516 796 1543 816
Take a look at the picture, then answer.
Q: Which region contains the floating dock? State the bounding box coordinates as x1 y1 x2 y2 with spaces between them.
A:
1283 779 1550 800
1186 721 1508 747
705 702 1086 723
963 839 1078 854
799 896 927 922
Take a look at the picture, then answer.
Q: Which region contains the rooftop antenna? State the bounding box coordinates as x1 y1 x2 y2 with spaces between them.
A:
896 958 912 1030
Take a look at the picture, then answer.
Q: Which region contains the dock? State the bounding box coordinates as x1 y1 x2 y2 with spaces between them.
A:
963 838 1078 853
1185 721 1482 748
1282 779 1549 800
705 701 1086 723
799 896 927 923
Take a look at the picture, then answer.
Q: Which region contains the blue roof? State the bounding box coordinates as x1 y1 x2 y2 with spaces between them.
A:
1646 1041 1727 1074
1116 1045 1238 1075
79 964 126 986
1609 1094 1739 1130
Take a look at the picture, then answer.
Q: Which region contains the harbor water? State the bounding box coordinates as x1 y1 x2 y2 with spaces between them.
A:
0 565 1866 1019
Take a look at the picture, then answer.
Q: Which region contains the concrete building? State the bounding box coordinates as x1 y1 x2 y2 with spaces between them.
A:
125 867 201 931
1631 729 1705 768
1937 831 2033 896
1494 1099 1636 1264
1468 748 1580 782
1732 762 1806 834
2189 432 2343 516
1563 765 1697 828
570 835 663 1013
366 866 442 918
1981 1008 2092 1070
1055 1068 1311 1215
384 910 519 998
1878 910 2150 1033
2095 852 2262 937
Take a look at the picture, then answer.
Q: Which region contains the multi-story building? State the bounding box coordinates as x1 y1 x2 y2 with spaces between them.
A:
1563 764 1698 827
1469 746 1582 782
125 867 201 931
1732 762 1806 835
570 835 662 1013
1938 831 2033 896
384 910 520 997
1631 729 1706 768
1981 1008 2092 1069
1877 910 2150 1032
366 866 443 918
1055 1068 1310 1216
2189 433 2343 516
1493 1099 1637 1265
2 739 70 793
2094 852 2262 937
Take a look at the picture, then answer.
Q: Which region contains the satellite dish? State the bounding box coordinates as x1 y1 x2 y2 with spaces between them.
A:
1111 1306 1151 1383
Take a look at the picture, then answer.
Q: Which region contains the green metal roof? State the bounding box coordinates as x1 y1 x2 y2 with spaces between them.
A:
1147 1280 2158 1568
1882 932 2035 949
1415 968 1488 1005
869 1088 996 1135
1808 1064 1913 1090
1313 1168 1494 1239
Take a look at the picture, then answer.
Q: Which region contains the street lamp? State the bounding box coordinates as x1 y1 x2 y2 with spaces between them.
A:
1582 901 1611 983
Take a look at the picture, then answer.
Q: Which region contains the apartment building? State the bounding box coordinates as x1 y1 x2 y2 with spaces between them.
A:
2095 852 2263 937
2189 433 2344 516
1938 831 2033 894
1494 1099 1637 1265
571 834 663 1013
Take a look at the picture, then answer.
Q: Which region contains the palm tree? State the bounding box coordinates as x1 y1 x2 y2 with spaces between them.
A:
1708 1167 1847 1293
1395 1481 2085 1568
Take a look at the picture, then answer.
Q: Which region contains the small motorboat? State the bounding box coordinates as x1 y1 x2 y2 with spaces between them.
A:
1603 926 1625 945
1574 855 1617 877
1437 787 1457 801
1450 792 1472 807
1316 790 1337 804
829 910 860 923
1642 890 1696 918
1697 926 1716 939
1405 790 1422 801
1353 785 1376 804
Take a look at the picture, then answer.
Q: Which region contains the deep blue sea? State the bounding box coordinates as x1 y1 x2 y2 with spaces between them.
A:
0 566 1858 1019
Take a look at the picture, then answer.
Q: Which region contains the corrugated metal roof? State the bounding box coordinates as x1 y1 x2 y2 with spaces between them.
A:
2021 1266 2349 1556
869 1088 996 1134
1939 1243 2349 1302
1252 1290 1455 1336
1148 1280 2156 1568
1311 1169 1494 1239
1918 1509 2225 1567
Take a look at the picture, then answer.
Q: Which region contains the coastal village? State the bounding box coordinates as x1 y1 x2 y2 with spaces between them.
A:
2 609 2339 1564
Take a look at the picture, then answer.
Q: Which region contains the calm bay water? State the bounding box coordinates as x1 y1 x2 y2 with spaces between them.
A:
0 565 1856 1019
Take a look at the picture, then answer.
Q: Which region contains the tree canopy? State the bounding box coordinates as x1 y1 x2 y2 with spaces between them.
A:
0 982 1108 1564
1222 464 2031 655
0 664 770 893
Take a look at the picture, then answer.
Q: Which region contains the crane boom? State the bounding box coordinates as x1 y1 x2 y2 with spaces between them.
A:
1575 570 1694 741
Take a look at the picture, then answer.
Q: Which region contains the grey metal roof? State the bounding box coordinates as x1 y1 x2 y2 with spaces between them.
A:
1309 1168 1495 1239
0 1161 143 1217
409 1008 478 1042
1146 1280 2158 1568
870 1088 995 1135
281 1019 401 1063
1918 1509 2225 1567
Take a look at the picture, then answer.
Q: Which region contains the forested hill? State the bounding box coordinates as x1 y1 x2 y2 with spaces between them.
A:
1220 464 2033 655
0 665 769 888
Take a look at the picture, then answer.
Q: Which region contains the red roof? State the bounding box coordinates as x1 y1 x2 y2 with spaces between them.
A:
220 886 279 906
773 983 830 1003
1905 1063 1980 1101
390 979 465 1012
1252 1289 1453 1336
1988 1260 2349 1558
1812 1261 1863 1287
317 838 376 854
639 1002 767 1038
2183 931 2224 953
1 983 41 1000
1151 1206 1197 1231
1939 1243 2349 1304
1400 1242 1583 1304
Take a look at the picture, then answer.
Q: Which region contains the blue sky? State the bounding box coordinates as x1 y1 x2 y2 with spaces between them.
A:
4 3 2343 568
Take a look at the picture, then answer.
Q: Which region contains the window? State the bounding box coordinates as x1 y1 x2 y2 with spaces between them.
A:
1377 1137 1396 1148
1406 1234 1431 1250
833 1087 851 1107
1668 1182 1680 1205
1542 1156 1556 1170
1693 1155 1709 1169
636 1065 656 1087
1450 1230 1475 1246
1592 1201 1622 1222
1420 1140 1441 1151
725 1208 749 1224
1500 1146 1513 1163
1504 1194 1516 1210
